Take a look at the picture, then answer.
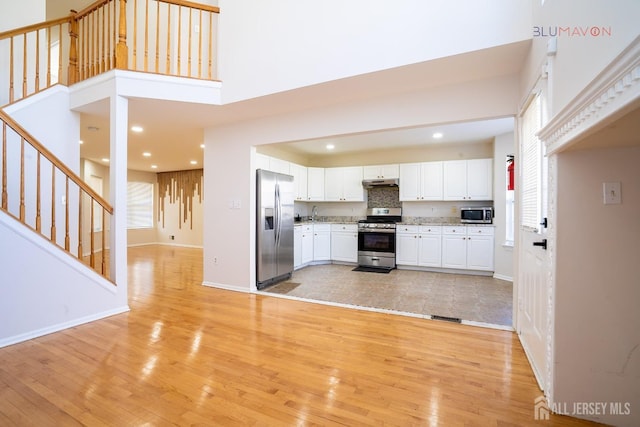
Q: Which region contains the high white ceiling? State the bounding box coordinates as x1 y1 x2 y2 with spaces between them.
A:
78 41 529 172
279 118 515 156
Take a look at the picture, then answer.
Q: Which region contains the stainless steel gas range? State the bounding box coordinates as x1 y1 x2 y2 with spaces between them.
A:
357 208 402 271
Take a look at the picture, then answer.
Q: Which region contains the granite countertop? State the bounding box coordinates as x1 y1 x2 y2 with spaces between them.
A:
397 222 496 227
294 216 362 225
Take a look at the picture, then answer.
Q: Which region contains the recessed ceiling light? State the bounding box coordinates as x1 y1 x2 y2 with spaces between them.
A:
143 152 151 157
131 125 143 133
190 160 197 165
101 158 109 162
151 165 158 169
432 132 443 139
79 140 84 144
200 144 205 149
326 144 335 150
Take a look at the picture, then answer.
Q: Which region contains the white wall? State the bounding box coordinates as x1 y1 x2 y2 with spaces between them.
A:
0 0 45 31
0 213 128 347
218 0 531 103
204 75 519 290
554 145 640 426
203 135 253 291
493 132 514 281
521 0 640 114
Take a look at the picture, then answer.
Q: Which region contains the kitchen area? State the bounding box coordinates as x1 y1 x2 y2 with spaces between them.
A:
254 124 515 328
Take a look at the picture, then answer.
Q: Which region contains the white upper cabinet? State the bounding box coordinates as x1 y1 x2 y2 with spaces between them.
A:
269 157 291 175
307 167 325 201
255 153 291 175
443 159 493 201
362 164 400 180
255 153 271 171
466 159 493 200
325 167 364 201
290 163 308 201
399 162 443 201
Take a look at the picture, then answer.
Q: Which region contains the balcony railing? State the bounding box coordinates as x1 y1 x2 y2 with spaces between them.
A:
0 0 220 106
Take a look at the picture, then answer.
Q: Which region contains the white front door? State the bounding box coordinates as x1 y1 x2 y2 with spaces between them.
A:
518 225 549 388
516 94 551 391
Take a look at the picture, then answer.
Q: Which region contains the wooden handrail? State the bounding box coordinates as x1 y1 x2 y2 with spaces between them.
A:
2 0 220 105
158 0 219 13
0 110 112 213
75 0 114 20
0 17 71 41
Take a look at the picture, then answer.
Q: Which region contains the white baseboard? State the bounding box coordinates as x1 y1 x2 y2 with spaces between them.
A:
0 305 130 349
128 242 203 249
202 281 251 293
493 273 513 282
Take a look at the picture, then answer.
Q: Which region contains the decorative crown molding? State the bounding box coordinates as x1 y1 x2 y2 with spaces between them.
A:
539 35 640 154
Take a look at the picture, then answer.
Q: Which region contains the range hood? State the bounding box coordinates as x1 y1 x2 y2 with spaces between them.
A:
362 178 399 188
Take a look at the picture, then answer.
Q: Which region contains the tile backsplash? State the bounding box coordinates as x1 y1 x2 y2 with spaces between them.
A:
367 187 401 208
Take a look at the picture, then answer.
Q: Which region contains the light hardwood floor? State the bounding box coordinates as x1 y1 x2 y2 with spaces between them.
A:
0 245 600 425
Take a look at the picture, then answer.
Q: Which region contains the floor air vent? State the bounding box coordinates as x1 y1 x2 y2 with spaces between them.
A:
431 315 462 323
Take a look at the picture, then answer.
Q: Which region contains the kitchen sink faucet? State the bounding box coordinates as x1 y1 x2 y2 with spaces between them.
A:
312 205 318 222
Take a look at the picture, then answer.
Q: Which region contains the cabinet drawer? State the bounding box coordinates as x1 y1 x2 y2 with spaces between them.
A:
313 223 331 232
331 223 357 232
442 226 465 235
419 225 442 235
298 224 312 232
397 225 419 234
466 226 495 236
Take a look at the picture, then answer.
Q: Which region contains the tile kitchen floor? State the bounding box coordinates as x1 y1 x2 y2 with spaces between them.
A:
264 264 513 327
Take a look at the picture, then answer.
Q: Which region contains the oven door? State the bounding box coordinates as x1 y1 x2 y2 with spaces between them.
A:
358 228 396 256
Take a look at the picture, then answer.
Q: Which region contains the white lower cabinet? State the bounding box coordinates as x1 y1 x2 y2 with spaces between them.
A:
313 224 331 261
442 226 494 271
441 227 467 269
396 225 442 267
398 225 493 271
331 224 358 263
396 226 419 265
465 227 495 271
417 226 442 267
296 224 314 266
294 226 302 268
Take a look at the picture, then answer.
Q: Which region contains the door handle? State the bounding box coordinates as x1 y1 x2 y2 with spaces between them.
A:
533 239 547 250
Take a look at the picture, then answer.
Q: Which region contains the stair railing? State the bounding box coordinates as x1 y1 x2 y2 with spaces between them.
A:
0 0 220 106
0 109 114 281
0 16 73 105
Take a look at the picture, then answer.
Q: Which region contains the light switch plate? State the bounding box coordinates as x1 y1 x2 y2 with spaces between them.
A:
603 182 621 205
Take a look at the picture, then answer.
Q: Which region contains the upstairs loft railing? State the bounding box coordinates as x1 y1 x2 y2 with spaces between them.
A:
0 110 114 281
0 0 220 105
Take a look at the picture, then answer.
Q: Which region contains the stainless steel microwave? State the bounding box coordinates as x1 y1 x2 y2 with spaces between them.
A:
461 207 493 224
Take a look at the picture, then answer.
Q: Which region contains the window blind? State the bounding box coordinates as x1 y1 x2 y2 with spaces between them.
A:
127 182 154 229
520 95 542 230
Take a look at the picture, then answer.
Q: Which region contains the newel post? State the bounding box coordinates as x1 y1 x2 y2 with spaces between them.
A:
68 10 78 85
116 0 128 69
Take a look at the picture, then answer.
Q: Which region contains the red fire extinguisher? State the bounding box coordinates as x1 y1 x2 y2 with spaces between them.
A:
507 157 514 191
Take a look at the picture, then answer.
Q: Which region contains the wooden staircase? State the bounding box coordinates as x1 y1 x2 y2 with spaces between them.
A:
0 0 220 283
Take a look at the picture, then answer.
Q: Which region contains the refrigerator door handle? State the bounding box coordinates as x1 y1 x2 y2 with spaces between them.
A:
275 183 280 245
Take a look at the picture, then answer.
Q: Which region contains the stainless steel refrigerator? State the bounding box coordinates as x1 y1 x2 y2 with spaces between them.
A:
256 169 294 289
